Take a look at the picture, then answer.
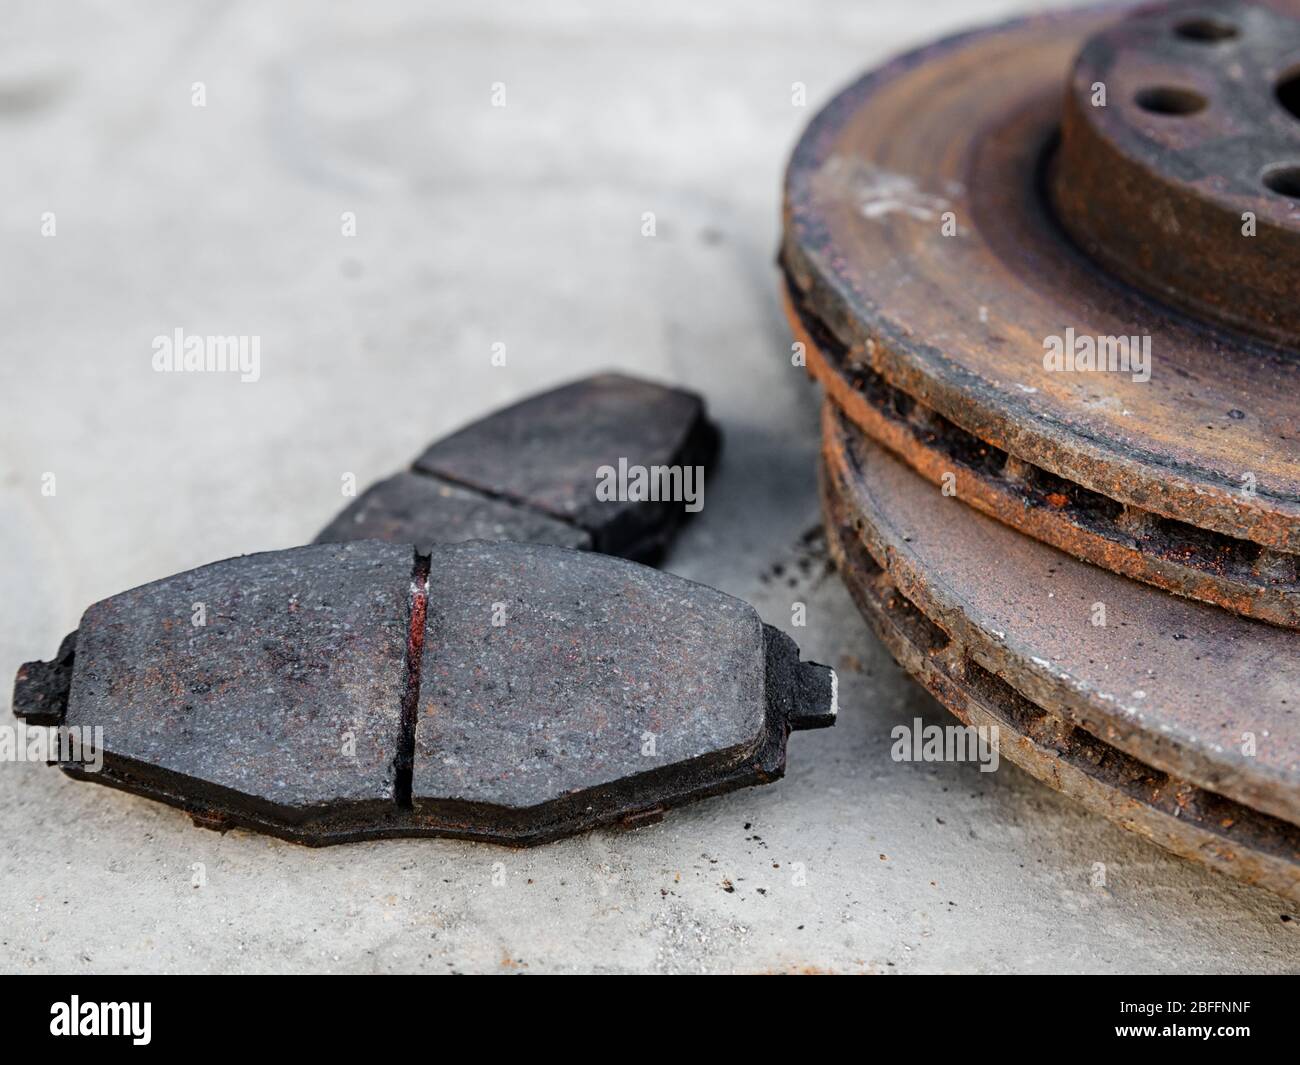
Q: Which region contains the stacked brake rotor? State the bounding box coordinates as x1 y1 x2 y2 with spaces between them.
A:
782 0 1300 898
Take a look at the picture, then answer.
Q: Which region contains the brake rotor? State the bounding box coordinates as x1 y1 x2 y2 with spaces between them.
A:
789 289 1300 627
821 407 1300 898
782 0 1300 623
822 458 1300 899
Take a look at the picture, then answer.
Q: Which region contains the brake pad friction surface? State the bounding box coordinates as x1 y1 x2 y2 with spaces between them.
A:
316 373 717 562
66 541 412 822
17 541 834 845
413 372 717 553
414 541 765 815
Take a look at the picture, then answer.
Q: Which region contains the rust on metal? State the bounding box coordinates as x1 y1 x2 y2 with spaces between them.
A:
317 372 719 563
12 540 835 846
821 405 1300 832
781 2 1300 553
786 283 1300 627
785 1 1300 896
821 464 1300 900
1053 1 1300 347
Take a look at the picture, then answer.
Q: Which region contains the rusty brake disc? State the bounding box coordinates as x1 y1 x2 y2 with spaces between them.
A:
782 0 1300 624
789 287 1300 627
822 403 1300 893
821 457 1300 900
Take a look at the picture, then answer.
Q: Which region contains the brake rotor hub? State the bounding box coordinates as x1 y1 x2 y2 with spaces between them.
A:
1053 1 1300 347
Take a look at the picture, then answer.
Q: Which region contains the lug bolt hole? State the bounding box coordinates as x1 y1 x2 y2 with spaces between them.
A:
1174 18 1238 42
1135 86 1207 115
1262 165 1300 199
1277 67 1300 124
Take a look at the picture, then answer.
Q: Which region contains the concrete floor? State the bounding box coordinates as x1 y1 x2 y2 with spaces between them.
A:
2 0 1297 973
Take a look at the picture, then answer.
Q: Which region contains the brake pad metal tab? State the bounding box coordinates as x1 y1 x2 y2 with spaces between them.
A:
315 372 719 563
13 540 835 845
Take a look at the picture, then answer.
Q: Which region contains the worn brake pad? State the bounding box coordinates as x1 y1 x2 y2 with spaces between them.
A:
13 540 835 845
315 372 719 562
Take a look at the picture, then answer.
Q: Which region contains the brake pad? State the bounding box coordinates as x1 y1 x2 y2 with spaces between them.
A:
13 540 835 845
315 373 719 562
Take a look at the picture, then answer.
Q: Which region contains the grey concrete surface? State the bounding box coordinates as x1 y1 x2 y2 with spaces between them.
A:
2 0 1297 973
